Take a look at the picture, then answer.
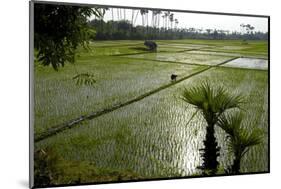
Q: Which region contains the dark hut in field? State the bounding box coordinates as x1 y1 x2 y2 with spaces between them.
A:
144 40 157 51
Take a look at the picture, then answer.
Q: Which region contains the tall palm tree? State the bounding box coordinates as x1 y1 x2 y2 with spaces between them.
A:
151 10 156 28
174 19 179 30
123 8 126 20
162 15 165 29
131 9 135 32
249 26 255 34
111 7 114 21
150 10 157 36
100 8 108 32
240 24 245 35
169 13 174 30
206 29 211 34
164 11 170 30
181 81 244 175
117 8 120 20
133 9 139 26
140 9 148 34
217 112 263 174
155 11 162 35
131 9 134 26
146 10 149 34
156 10 162 29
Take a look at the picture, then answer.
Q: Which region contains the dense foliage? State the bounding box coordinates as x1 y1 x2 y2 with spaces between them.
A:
34 4 103 70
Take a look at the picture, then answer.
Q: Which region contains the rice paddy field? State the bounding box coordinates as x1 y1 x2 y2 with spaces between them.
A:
34 39 268 183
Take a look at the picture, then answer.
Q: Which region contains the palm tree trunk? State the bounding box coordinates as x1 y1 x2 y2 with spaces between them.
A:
146 13 149 36
231 155 241 174
199 122 220 175
133 10 139 26
124 9 126 20
131 9 134 33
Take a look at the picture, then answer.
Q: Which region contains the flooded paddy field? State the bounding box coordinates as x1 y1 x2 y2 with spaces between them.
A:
124 52 235 66
222 58 268 70
34 39 268 182
36 67 268 178
35 56 205 135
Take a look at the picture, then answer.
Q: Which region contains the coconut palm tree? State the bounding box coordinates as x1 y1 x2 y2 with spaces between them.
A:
99 8 108 32
169 13 174 30
123 8 126 20
217 112 263 174
131 9 135 26
181 81 244 175
156 10 162 29
116 8 120 20
111 7 114 21
162 15 165 29
140 9 148 34
133 9 139 26
240 24 245 35
146 10 149 34
164 11 170 30
151 10 156 28
174 19 179 30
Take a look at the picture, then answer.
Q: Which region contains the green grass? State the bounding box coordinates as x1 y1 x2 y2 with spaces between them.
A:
34 39 268 184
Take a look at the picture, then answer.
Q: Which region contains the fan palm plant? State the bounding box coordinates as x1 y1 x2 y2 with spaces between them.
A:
217 112 263 174
181 81 244 175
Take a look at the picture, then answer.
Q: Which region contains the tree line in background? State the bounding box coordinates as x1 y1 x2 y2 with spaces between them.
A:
89 19 267 41
88 8 268 41
34 4 268 70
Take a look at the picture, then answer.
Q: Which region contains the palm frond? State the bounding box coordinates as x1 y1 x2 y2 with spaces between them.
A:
185 109 200 127
214 88 244 114
217 111 244 137
217 112 263 158
181 81 244 116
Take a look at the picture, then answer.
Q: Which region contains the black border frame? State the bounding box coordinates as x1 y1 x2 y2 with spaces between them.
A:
29 1 270 188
